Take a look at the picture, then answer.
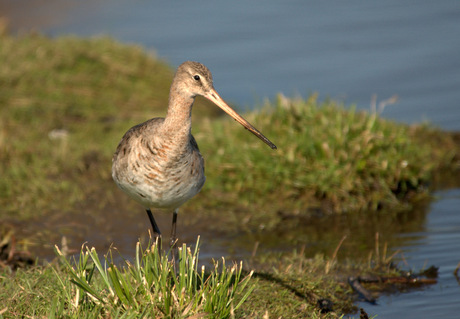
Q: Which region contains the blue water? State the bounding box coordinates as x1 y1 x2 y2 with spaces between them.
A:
3 1 460 317
356 189 460 318
5 0 460 130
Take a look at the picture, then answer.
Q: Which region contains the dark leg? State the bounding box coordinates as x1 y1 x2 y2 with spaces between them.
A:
170 209 179 267
170 208 178 248
146 208 162 247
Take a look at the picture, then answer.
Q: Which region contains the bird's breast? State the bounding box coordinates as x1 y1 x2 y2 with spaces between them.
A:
113 133 205 210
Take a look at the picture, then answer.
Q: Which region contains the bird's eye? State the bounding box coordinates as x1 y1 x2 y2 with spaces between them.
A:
194 75 200 81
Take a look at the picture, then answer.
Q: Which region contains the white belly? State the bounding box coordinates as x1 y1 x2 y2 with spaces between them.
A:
115 169 205 210
112 143 206 211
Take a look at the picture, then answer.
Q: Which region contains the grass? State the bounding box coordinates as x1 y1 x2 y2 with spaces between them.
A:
193 94 458 232
0 235 394 318
51 237 253 318
0 33 168 218
1 238 254 318
1 233 423 318
218 96 455 211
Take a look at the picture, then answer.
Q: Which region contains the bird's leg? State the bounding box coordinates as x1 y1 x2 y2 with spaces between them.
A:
170 208 178 249
146 208 162 248
170 208 179 267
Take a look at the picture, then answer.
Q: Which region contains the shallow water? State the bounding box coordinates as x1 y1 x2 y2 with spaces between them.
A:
355 188 460 318
2 1 460 317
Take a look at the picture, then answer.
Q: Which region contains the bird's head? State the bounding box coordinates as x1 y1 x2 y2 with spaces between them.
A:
173 61 277 150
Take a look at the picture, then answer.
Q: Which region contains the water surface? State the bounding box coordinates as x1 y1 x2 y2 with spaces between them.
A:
4 0 460 130
356 188 460 318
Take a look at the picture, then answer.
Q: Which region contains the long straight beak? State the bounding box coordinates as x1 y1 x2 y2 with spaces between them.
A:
204 88 277 150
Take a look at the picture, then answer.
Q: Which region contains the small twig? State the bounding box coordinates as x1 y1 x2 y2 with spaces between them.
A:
453 261 460 283
399 252 409 267
385 249 402 265
251 241 259 258
348 277 376 304
370 94 377 114
7 234 16 262
0 307 8 316
332 235 347 261
360 308 370 319
375 232 379 263
299 244 305 256
370 94 399 115
325 235 347 274
359 275 437 285
382 242 387 262
378 95 398 114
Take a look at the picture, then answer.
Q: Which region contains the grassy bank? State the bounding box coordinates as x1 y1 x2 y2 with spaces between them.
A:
198 94 458 221
0 32 457 226
1 236 413 318
0 32 459 317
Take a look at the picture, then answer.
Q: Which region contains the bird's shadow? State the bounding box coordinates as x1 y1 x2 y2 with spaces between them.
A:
247 270 334 313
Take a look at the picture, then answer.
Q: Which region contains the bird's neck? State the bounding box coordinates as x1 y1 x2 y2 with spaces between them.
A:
163 85 194 144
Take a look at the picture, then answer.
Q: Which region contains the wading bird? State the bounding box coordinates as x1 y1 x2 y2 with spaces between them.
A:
112 61 276 247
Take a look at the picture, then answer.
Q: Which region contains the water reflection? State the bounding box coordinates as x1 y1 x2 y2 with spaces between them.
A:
357 188 460 319
22 187 432 266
